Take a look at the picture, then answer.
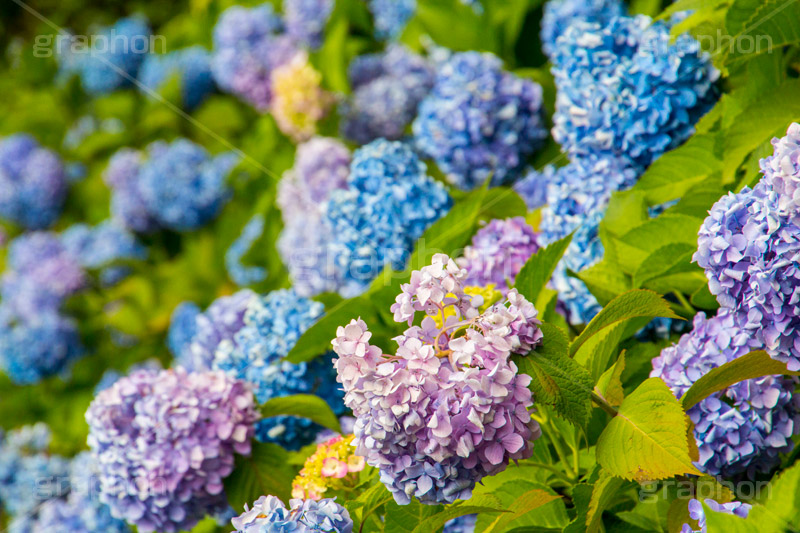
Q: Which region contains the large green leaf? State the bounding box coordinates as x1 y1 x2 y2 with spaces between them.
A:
586 470 628 533
384 500 444 533
596 378 702 481
481 489 562 533
410 498 507 533
725 0 800 65
223 442 297 510
514 233 574 303
260 394 342 433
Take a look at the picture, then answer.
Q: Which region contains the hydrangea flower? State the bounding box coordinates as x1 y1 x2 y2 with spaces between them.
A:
682 498 750 532
413 52 547 189
0 134 68 229
325 139 452 297
540 0 625 58
292 435 365 500
86 367 260 533
334 254 542 504
513 167 549 210
457 217 540 293
340 45 434 144
138 46 215 110
284 0 334 49
103 148 156 232
61 220 147 286
367 0 416 40
226 215 267 286
444 514 477 533
551 15 719 167
231 495 353 533
69 17 152 95
168 290 255 372
211 4 297 111
270 51 331 141
0 424 70 517
652 309 800 478
762 122 800 220
277 137 350 296
213 289 346 449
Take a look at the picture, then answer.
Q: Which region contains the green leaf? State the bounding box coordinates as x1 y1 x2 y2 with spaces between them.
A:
569 290 681 357
595 351 626 407
563 484 593 533
260 394 342 433
596 378 702 481
514 233 574 303
632 243 698 289
681 350 798 410
481 489 562 533
576 260 632 306
384 500 444 533
573 322 629 382
616 215 704 274
514 323 593 427
223 442 297 510
410 501 507 533
586 470 627 533
725 0 800 65
352 482 394 527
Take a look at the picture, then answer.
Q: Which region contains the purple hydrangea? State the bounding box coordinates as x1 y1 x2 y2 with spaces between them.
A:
367 0 416 40
551 15 719 167
682 499 751 533
231 496 353 533
284 0 334 49
226 215 267 287
85 367 260 533
137 46 216 110
0 134 68 229
652 309 800 478
340 45 435 144
277 137 351 296
762 122 800 220
457 217 540 293
334 254 542 504
211 4 298 111
104 148 156 233
540 0 625 58
413 52 547 189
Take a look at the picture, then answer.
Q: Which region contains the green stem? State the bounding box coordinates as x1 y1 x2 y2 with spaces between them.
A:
537 417 579 481
517 462 574 483
673 291 695 315
591 390 619 417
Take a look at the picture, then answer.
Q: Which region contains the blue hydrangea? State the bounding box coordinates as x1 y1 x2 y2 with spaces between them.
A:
413 52 547 189
226 215 267 286
513 167 550 210
104 148 157 233
232 496 353 533
285 0 334 49
213 289 346 450
551 15 719 167
652 309 800 478
443 514 477 533
324 139 452 297
68 17 152 95
368 0 416 40
340 45 434 144
61 220 147 286
138 46 215 110
540 0 625 58
0 134 67 229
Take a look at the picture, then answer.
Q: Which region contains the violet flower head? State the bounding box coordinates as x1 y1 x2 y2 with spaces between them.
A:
761 122 800 221
284 0 334 49
334 254 542 505
682 498 751 533
85 367 260 533
231 495 353 533
457 217 540 293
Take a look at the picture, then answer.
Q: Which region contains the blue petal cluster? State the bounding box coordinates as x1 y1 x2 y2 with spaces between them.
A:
540 0 625 58
340 45 434 144
367 0 416 40
413 52 547 189
0 134 68 229
231 495 353 533
551 15 719 167
105 140 237 232
652 309 800 478
61 220 147 285
138 46 215 110
324 139 452 296
226 215 267 286
443 514 477 533
285 0 334 49
213 289 346 449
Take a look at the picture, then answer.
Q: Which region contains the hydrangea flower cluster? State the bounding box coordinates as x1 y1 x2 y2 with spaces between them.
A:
270 51 331 141
61 220 147 286
292 435 365 500
652 309 800 478
211 4 297 111
696 124 800 371
334 254 542 504
0 134 68 229
167 290 255 372
104 139 237 232
277 137 350 296
284 0 334 49
682 498 751 533
85 367 260 532
226 215 267 286
138 46 215 110
551 15 719 167
457 217 540 293
212 289 346 449
443 514 478 533
231 495 353 533
413 52 547 190
340 45 435 144
0 424 70 517
540 0 624 58
324 139 452 297
367 0 416 40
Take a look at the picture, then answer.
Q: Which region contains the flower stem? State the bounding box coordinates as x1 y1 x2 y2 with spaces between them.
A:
591 390 618 416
